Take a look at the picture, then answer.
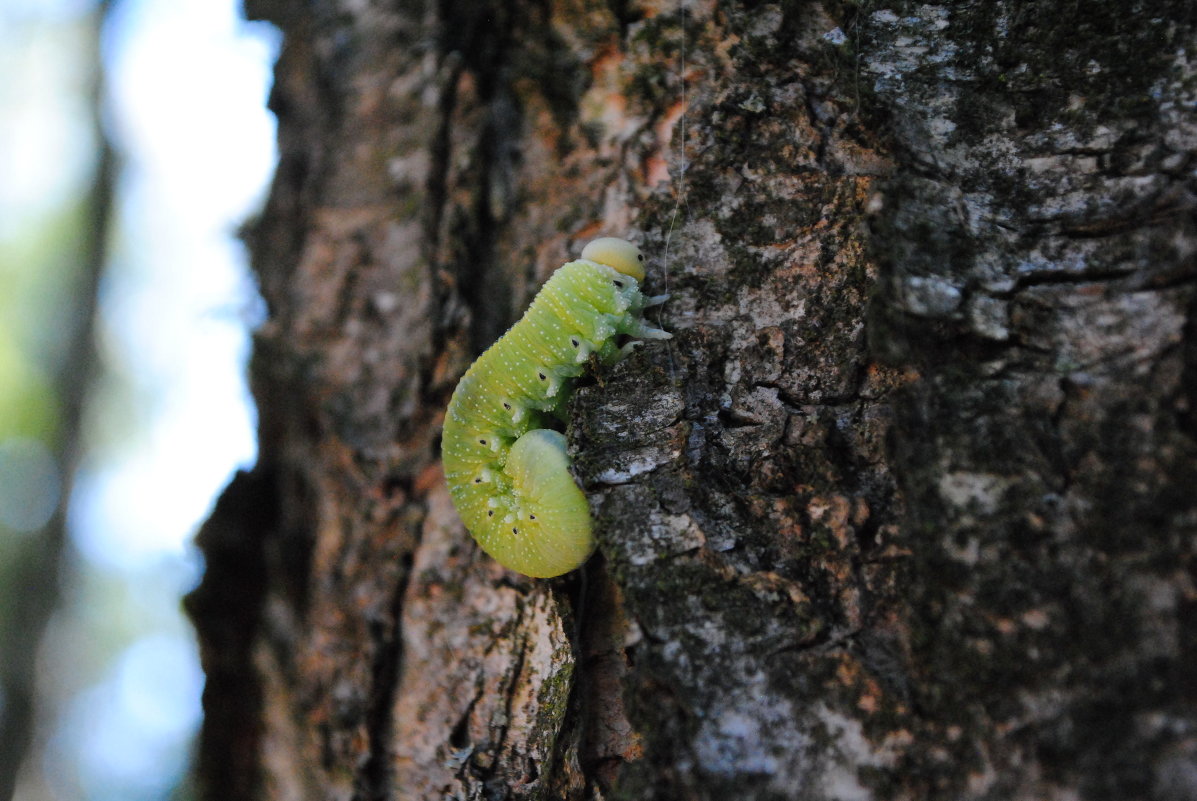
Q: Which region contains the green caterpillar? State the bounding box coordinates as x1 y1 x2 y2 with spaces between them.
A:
441 237 671 577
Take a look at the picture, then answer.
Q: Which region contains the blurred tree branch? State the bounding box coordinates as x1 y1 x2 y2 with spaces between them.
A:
0 3 115 797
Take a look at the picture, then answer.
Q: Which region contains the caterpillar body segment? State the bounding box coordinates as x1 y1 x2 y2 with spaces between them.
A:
470 430 592 578
441 238 671 577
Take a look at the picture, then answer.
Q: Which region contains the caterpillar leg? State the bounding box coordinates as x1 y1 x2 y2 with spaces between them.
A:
473 429 594 578
625 319 672 341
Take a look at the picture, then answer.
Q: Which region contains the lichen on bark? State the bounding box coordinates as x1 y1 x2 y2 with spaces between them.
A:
859 2 1197 799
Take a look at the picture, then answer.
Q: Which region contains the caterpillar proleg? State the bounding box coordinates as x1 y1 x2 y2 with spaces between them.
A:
441 237 670 577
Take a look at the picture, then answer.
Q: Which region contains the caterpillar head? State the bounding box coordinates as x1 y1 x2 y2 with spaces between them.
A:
581 237 646 282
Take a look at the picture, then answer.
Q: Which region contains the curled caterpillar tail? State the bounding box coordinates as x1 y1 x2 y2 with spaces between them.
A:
441 236 669 577
472 429 593 578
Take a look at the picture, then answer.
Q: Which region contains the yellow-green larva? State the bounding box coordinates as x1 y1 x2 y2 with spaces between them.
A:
442 237 671 577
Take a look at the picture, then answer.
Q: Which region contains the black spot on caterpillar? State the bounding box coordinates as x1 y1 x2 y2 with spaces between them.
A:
441 237 670 577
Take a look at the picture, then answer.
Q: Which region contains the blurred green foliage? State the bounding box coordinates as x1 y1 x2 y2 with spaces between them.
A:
0 203 86 447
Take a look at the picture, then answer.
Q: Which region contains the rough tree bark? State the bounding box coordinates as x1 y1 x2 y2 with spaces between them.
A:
186 2 1196 800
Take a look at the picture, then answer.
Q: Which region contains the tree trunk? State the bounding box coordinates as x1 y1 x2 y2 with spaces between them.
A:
186 2 1197 800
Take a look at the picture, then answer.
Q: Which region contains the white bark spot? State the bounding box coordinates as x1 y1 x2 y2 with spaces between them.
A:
938 471 1008 514
896 275 963 318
